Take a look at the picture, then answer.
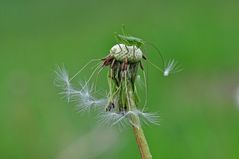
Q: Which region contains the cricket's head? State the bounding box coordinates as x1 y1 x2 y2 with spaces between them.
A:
133 37 144 48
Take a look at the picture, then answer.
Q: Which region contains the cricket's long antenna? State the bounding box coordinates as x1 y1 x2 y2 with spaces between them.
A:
142 47 164 73
146 42 165 68
121 24 128 36
147 59 164 72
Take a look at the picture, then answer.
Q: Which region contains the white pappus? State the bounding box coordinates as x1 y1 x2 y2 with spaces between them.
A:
98 109 159 129
55 65 107 112
163 59 182 76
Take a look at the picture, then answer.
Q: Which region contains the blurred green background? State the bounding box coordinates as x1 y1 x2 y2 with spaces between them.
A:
1 0 239 159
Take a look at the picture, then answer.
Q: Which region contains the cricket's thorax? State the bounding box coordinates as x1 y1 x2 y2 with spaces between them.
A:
117 34 144 45
110 44 143 63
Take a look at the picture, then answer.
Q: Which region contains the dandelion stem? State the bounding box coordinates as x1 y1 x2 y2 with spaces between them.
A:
133 123 152 159
128 85 152 159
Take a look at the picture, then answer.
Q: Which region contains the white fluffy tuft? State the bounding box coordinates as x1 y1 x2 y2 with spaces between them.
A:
55 66 75 102
97 111 129 129
98 109 159 128
163 59 182 76
74 84 107 112
55 66 106 111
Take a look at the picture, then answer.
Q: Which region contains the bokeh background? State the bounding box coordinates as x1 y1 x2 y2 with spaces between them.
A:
1 0 239 159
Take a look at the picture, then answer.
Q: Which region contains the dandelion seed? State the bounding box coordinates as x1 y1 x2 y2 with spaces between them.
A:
75 83 107 112
126 109 159 128
98 111 128 128
55 66 70 88
97 109 159 129
55 66 74 102
125 111 141 129
55 66 106 111
163 59 182 76
135 109 160 126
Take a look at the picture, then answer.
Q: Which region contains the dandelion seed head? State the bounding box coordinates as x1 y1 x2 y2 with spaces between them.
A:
55 30 169 138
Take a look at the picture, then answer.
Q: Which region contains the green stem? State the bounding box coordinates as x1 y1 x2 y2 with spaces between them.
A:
128 88 152 159
133 122 152 159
